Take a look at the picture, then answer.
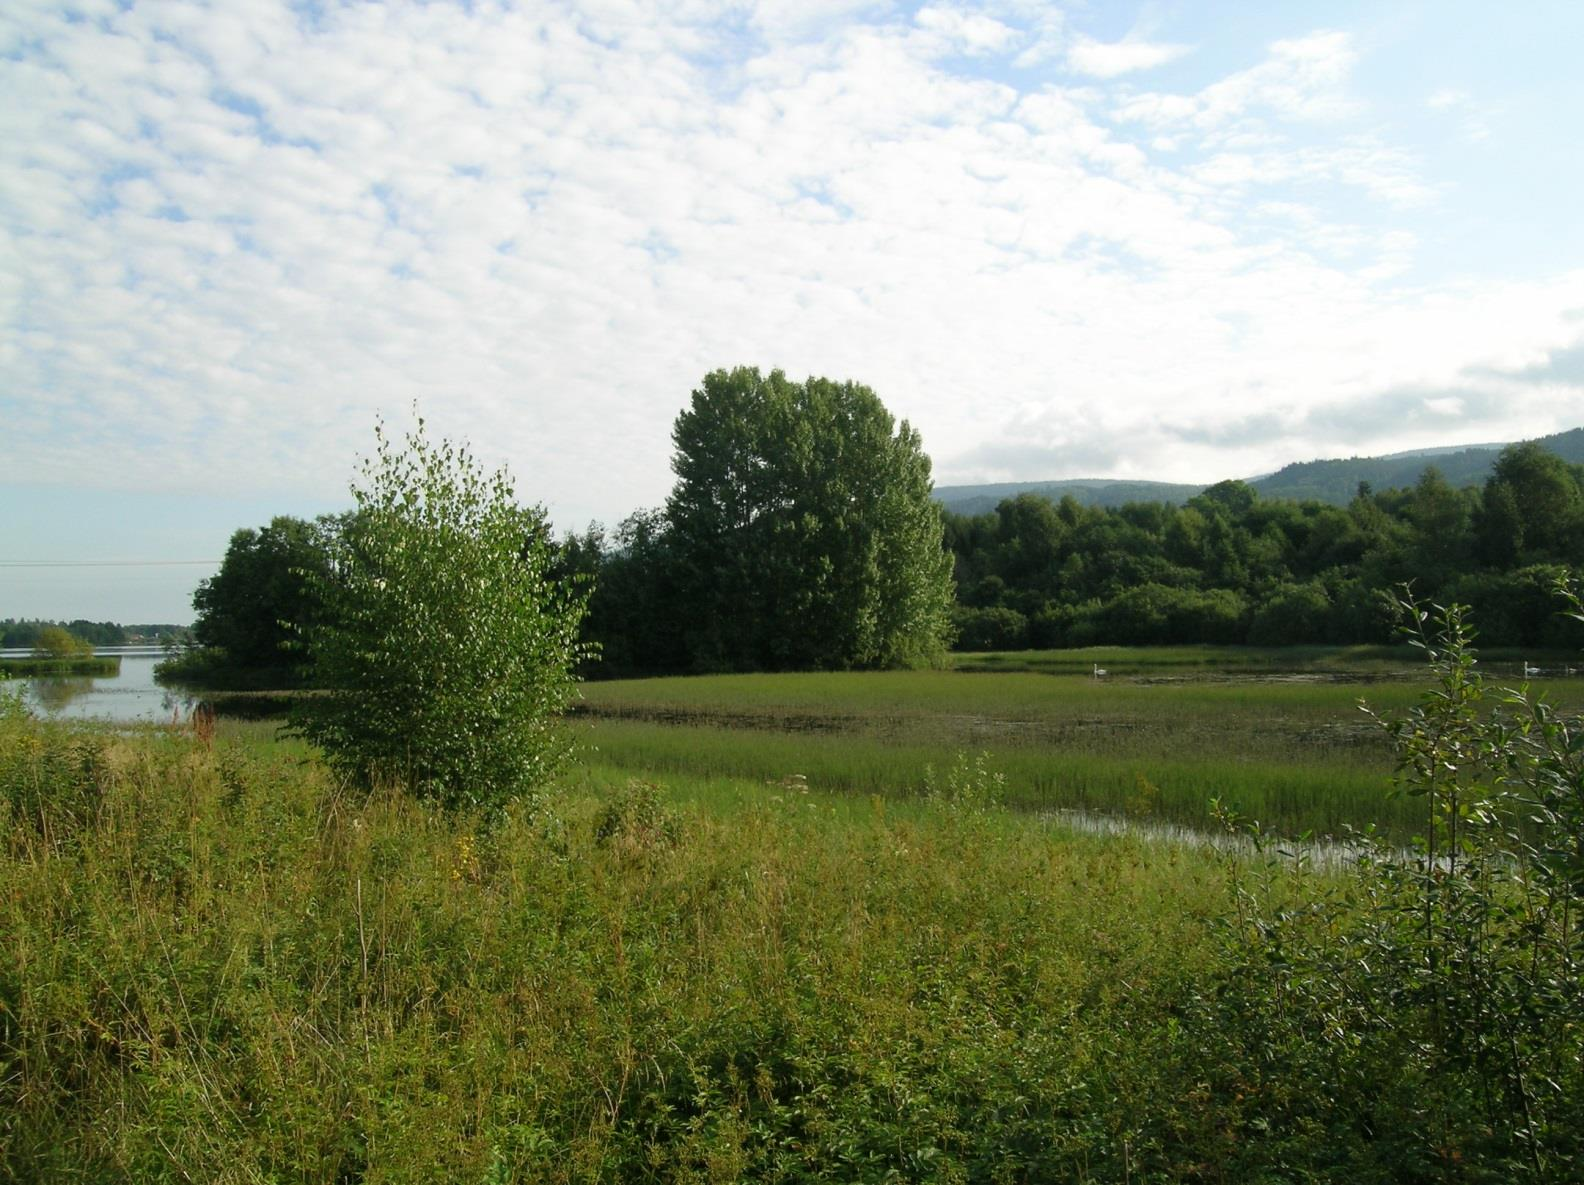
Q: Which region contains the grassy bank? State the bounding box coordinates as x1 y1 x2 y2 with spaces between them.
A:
0 655 120 677
950 642 1582 678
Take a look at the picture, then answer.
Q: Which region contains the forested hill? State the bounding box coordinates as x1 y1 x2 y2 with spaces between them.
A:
933 479 1204 517
935 426 1584 514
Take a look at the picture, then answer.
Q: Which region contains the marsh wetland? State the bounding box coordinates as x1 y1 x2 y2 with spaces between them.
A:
5 640 1583 1180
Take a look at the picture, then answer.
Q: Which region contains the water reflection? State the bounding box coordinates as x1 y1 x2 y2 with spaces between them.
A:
4 648 198 724
31 676 97 713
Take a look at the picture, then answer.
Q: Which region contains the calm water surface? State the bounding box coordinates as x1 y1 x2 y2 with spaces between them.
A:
2 647 199 723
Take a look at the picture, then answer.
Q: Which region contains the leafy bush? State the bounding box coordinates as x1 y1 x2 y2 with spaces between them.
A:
949 604 1028 650
30 625 92 660
292 416 590 812
923 749 1007 813
1201 584 1584 1179
593 778 682 855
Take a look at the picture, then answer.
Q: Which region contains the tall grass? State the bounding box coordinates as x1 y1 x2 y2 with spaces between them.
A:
2 712 1266 1182
580 719 1400 837
575 667 1574 838
0 655 121 677
5 680 1575 1179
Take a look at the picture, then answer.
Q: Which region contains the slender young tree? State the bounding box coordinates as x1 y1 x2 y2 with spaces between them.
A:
293 417 590 811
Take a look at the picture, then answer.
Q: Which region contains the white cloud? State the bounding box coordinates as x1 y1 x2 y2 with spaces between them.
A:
0 0 1578 544
1115 30 1360 132
1066 35 1190 79
914 4 1020 56
1424 86 1492 142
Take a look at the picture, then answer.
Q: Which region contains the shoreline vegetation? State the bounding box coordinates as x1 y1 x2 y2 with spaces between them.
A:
4 612 1581 1180
0 655 121 677
148 643 1584 843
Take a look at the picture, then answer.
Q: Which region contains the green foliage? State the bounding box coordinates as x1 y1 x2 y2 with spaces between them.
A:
0 656 119 678
0 675 30 723
30 625 93 661
1246 579 1331 645
1197 586 1584 1178
922 749 1007 813
592 777 682 854
5 618 1584 1179
949 604 1028 650
665 366 955 671
291 416 590 812
2 619 128 649
569 509 692 676
574 661 1524 839
944 441 1584 650
0 714 1239 1182
190 514 339 679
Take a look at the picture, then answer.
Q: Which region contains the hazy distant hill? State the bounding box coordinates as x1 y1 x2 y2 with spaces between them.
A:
934 426 1584 515
1250 428 1584 503
931 479 1205 517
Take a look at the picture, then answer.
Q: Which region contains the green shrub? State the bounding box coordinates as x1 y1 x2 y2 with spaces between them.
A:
592 778 682 854
1200 584 1584 1179
30 625 93 661
292 416 590 813
949 605 1028 650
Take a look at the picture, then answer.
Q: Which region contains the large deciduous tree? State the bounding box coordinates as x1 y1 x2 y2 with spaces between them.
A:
193 515 338 677
664 367 954 670
293 417 589 811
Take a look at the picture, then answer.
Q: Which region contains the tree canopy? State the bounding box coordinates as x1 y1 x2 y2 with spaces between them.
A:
662 367 954 671
291 418 589 811
192 515 339 678
945 445 1584 650
30 625 93 660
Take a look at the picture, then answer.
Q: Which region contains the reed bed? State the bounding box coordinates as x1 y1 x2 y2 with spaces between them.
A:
577 666 1584 838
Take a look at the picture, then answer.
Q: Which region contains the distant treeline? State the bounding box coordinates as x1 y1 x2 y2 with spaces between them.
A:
0 619 194 648
942 441 1584 650
183 441 1584 686
934 425 1584 516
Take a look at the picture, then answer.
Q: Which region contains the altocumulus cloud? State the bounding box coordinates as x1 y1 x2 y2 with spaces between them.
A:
3 0 1583 528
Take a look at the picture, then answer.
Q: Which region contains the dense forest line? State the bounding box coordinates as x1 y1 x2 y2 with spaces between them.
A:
943 441 1584 651
178 437 1584 686
0 619 192 648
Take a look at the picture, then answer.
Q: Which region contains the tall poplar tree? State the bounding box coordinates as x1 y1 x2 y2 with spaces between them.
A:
665 367 954 670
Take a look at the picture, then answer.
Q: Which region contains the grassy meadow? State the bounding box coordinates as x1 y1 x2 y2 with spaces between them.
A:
4 646 1581 1180
0 711 1263 1182
576 656 1584 840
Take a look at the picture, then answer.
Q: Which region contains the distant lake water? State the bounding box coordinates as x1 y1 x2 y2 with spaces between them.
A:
1 647 199 723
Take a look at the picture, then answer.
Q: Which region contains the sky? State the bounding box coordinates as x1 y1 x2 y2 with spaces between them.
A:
4 0 1584 623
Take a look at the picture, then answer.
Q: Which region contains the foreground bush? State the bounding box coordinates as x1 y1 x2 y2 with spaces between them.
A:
1198 589 1584 1181
292 416 590 812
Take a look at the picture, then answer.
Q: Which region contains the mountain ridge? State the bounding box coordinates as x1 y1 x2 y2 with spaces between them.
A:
934 426 1584 516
